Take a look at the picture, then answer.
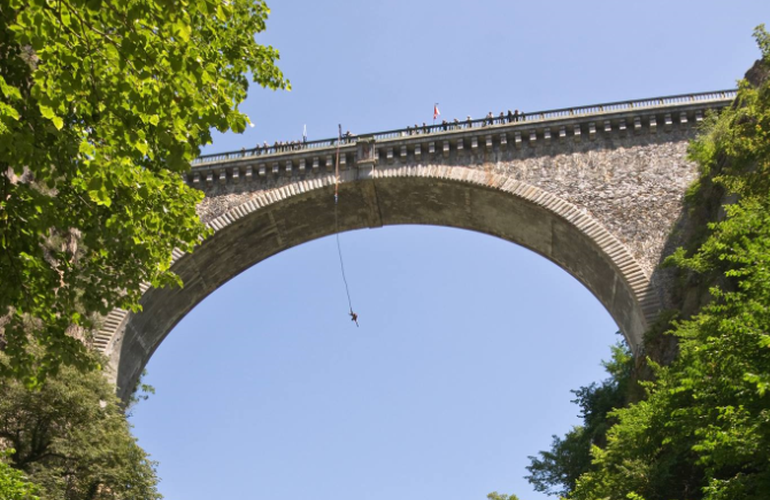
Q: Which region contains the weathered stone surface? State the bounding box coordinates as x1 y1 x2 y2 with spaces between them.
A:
496 131 696 274
95 92 735 401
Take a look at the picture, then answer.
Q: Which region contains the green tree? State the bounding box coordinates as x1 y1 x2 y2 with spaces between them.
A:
0 458 39 500
0 0 288 384
526 342 633 497
487 492 521 500
0 348 160 500
570 25 770 500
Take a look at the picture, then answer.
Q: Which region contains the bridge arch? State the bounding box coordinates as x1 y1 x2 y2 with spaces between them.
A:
103 166 655 401
97 90 739 400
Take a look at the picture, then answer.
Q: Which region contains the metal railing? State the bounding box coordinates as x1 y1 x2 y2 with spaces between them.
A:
192 89 736 166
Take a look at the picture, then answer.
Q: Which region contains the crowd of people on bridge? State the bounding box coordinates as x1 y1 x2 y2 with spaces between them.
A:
405 109 525 136
246 139 307 156
221 108 527 162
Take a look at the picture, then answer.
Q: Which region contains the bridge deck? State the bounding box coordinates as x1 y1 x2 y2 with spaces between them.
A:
190 89 736 174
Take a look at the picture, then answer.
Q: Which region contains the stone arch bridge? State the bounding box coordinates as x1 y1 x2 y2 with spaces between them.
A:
96 90 735 401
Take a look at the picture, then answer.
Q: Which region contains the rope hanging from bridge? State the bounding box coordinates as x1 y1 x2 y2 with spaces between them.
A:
334 124 359 327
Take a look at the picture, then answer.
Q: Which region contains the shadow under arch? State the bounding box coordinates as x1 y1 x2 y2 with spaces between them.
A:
104 166 657 401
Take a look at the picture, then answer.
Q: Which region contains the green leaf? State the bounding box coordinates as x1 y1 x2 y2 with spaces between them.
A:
39 104 55 119
0 75 22 100
176 20 191 42
0 102 20 121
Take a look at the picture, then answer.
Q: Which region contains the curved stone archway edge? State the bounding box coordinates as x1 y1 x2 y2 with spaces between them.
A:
100 166 656 402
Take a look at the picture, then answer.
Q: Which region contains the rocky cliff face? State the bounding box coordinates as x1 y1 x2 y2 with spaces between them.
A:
648 59 769 366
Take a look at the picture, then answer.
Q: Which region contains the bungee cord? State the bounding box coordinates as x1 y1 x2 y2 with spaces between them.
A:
333 124 358 327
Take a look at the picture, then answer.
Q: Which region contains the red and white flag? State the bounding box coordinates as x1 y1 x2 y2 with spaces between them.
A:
433 103 440 120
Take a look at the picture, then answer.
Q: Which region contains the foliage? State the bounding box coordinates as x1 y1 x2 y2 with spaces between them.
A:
568 25 770 500
0 457 39 500
126 369 155 413
0 348 160 500
525 342 633 497
487 492 521 500
0 0 288 385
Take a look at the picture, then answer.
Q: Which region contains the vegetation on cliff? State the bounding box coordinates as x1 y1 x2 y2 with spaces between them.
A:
528 25 770 500
0 348 160 500
0 459 39 500
525 341 634 497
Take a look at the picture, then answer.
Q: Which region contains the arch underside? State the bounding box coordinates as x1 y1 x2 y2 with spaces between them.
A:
106 168 656 401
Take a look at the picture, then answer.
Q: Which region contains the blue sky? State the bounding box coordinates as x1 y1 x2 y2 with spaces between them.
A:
129 2 770 500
